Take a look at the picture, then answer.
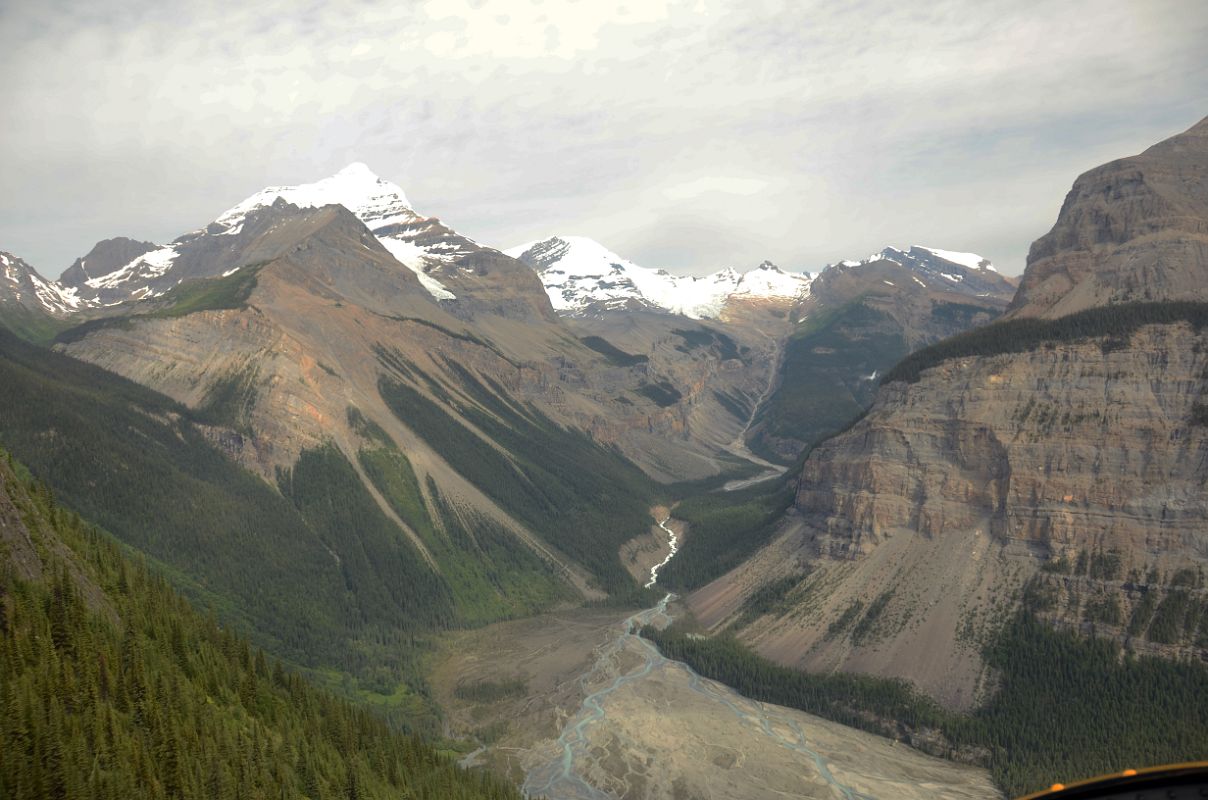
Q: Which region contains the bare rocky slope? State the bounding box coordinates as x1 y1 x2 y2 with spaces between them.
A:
690 115 1208 710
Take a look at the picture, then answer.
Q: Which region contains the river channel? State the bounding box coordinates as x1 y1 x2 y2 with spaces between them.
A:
521 514 905 800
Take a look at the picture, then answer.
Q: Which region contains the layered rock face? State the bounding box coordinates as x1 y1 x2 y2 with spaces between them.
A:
802 116 1208 563
1011 116 1208 318
690 116 1208 709
800 324 1208 563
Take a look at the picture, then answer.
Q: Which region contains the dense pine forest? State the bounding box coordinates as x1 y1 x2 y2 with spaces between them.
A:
644 607 1208 798
883 301 1208 384
0 328 612 730
656 479 794 590
0 328 472 723
0 450 525 800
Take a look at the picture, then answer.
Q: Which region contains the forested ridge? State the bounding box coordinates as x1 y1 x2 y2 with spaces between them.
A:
883 301 1208 384
657 479 794 590
0 328 472 722
0 450 525 800
351 406 571 626
644 606 1208 798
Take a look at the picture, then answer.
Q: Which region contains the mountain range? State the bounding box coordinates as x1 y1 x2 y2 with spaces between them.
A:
2 116 1207 800
506 235 812 318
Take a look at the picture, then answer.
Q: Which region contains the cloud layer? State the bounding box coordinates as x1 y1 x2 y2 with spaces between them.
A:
2 0 1205 277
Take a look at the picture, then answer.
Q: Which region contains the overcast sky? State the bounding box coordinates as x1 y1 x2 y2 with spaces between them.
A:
1 0 1206 278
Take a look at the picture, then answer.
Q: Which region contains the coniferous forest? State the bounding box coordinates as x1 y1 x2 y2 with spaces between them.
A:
883 301 1208 384
0 449 525 800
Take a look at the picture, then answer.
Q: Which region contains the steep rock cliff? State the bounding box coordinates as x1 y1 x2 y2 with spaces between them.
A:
689 116 1208 709
1011 116 1208 317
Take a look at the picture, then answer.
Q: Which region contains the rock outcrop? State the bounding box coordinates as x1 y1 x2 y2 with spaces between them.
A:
800 324 1208 561
59 237 157 289
1010 116 1208 317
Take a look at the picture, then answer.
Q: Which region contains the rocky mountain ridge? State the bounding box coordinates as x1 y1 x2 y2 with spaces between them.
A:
13 163 553 321
688 115 1208 710
743 246 1017 462
0 250 84 314
505 235 813 319
830 245 1014 298
1 158 1026 625
1010 116 1208 318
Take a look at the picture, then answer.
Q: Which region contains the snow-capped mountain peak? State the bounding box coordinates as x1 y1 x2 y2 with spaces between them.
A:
215 162 416 234
732 260 813 299
823 245 1013 299
506 236 811 319
832 245 998 276
913 245 996 272
44 162 469 307
505 236 637 278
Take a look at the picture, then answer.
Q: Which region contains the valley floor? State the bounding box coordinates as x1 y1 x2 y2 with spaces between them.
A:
430 599 1000 799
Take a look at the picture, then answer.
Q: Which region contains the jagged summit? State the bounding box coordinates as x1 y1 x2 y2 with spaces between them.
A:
506 235 811 319
911 245 994 271
732 260 813 299
59 237 158 289
835 245 996 273
0 250 83 314
40 163 489 308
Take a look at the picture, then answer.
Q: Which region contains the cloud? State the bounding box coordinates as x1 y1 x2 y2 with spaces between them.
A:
663 176 770 201
0 0 1205 277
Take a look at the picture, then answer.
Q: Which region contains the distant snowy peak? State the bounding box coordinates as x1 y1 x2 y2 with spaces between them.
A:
505 236 641 277
913 246 996 272
506 236 811 319
825 245 1014 300
0 250 85 314
732 260 813 299
212 163 459 299
60 237 159 289
838 245 996 275
505 235 663 313
83 244 180 299
215 162 418 235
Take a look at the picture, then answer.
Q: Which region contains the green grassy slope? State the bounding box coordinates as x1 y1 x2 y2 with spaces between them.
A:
356 436 571 625
0 304 73 346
